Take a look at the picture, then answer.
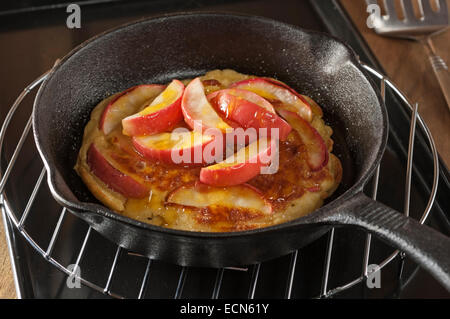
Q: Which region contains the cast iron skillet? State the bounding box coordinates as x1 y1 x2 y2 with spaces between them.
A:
32 13 450 289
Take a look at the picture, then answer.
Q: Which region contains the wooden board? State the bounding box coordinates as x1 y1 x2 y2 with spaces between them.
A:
0 215 16 298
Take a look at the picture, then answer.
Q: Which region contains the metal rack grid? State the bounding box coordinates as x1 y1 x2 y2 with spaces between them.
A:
0 63 440 299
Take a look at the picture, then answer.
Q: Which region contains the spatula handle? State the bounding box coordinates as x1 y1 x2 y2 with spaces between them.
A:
429 54 450 111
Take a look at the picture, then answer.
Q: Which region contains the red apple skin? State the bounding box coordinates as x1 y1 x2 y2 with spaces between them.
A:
209 91 291 141
200 161 261 187
99 84 166 135
277 109 328 171
230 78 313 122
86 143 148 198
122 80 185 137
132 133 216 166
123 105 182 136
207 88 275 113
199 138 276 187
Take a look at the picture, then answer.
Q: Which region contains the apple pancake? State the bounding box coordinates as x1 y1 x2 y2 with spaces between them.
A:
75 69 342 232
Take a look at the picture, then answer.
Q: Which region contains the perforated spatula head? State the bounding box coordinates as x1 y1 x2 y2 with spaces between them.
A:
366 0 449 39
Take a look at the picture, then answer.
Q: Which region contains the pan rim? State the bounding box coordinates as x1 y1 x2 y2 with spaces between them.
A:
32 11 388 239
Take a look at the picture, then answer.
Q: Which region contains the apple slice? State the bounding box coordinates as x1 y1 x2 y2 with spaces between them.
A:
207 88 275 113
258 79 324 118
261 79 323 117
181 77 232 132
122 80 184 136
100 84 165 135
230 78 313 122
87 142 148 198
261 78 319 111
277 109 328 171
132 130 216 165
300 94 323 117
166 183 272 215
200 137 276 187
209 90 291 141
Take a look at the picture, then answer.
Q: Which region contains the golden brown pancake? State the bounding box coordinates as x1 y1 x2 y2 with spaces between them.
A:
75 69 342 232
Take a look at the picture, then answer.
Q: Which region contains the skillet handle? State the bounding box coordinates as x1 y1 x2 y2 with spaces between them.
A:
323 192 450 291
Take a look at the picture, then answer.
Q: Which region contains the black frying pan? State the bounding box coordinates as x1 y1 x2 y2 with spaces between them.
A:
32 13 450 290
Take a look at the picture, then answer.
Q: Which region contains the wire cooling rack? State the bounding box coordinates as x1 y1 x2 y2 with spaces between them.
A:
0 63 440 299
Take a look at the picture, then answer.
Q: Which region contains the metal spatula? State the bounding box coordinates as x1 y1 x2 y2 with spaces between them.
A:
365 0 450 109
